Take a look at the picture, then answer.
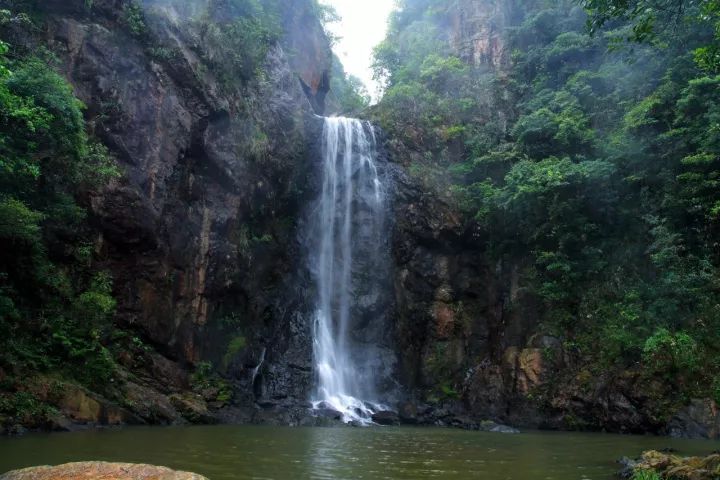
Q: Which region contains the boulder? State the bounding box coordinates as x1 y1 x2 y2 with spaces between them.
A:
122 382 180 424
0 462 207 480
478 420 520 434
57 385 141 427
618 456 638 479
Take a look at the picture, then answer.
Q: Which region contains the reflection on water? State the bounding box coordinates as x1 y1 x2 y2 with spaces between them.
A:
0 425 717 480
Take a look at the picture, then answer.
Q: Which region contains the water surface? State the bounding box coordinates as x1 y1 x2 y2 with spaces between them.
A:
0 425 717 479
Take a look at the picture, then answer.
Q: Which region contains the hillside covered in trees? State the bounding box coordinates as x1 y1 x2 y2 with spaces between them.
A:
372 0 720 428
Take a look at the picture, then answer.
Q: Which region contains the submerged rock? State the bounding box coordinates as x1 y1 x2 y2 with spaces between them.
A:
617 456 638 479
0 462 207 480
485 423 521 434
439 415 520 433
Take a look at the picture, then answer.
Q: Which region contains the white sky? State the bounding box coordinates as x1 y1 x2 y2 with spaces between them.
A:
320 0 397 102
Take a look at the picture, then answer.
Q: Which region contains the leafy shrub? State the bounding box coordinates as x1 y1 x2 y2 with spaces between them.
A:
631 469 661 480
643 328 699 375
0 391 56 423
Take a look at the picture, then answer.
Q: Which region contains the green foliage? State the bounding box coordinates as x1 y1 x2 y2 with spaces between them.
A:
328 55 370 114
191 361 214 389
631 469 662 480
513 105 595 158
440 384 459 399
123 1 146 37
191 361 233 403
0 35 120 393
0 391 57 423
375 0 720 399
223 336 247 368
643 328 699 375
0 197 43 243
195 0 280 86
581 0 720 71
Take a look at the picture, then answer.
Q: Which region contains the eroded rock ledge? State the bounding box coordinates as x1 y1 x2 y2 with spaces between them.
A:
0 462 207 480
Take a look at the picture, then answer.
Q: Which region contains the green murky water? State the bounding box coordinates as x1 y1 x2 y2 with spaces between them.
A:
0 425 717 479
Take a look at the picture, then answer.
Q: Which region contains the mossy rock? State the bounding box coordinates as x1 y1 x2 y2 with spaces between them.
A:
634 450 720 479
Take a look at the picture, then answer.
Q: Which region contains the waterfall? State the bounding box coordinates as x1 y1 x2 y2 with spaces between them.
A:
310 117 389 425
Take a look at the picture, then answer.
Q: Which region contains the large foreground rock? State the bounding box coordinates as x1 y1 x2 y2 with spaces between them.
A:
0 462 207 480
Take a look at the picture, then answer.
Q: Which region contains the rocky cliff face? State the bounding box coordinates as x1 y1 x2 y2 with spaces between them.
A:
446 0 519 70
1 0 333 429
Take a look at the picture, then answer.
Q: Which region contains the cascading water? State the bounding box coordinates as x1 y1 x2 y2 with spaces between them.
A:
310 116 390 425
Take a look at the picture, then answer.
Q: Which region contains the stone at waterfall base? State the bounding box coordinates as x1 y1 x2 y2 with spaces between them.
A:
0 462 207 480
372 411 400 425
621 450 720 479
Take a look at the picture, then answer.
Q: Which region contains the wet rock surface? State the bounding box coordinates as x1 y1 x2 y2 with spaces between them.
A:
0 462 207 480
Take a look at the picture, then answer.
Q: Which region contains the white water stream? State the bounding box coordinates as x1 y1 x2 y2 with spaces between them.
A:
311 117 387 424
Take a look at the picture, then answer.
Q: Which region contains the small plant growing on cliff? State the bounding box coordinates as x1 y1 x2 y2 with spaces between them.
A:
223 336 247 368
191 361 214 387
147 47 177 62
440 384 459 399
191 361 233 404
123 1 146 37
